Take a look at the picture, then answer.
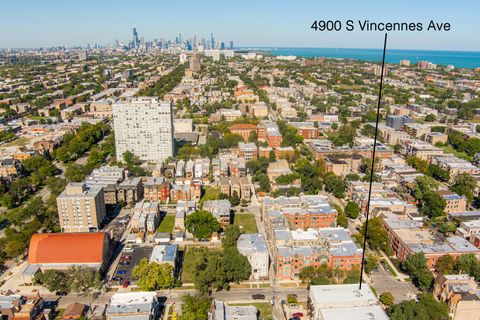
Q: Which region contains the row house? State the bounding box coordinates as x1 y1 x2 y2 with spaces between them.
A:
219 176 251 201
144 177 170 202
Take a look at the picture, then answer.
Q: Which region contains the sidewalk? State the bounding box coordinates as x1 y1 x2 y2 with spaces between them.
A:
379 251 409 281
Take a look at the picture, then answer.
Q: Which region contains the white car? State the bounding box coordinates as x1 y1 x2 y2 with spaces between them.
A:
122 246 134 253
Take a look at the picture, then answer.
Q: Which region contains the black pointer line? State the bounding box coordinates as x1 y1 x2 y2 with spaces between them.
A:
359 33 388 290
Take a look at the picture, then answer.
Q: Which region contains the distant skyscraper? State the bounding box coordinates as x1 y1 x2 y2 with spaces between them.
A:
132 27 139 48
113 97 174 163
230 41 234 49
211 33 215 49
220 42 225 50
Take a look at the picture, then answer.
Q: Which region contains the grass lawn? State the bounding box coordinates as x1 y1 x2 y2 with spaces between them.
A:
233 214 258 233
230 303 272 320
441 145 472 161
157 215 175 233
199 186 220 205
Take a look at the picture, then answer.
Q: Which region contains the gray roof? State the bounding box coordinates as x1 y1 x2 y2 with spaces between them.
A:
237 233 268 254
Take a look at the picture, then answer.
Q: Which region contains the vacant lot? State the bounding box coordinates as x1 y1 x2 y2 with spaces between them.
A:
233 213 258 233
230 303 272 320
158 214 175 233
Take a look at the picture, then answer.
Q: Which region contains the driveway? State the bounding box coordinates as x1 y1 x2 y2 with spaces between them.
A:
369 262 418 302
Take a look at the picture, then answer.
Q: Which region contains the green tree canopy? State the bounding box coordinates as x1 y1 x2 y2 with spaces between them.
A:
185 210 221 239
132 258 174 291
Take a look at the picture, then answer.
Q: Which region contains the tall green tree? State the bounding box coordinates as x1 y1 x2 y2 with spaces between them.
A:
185 210 221 239
451 173 477 204
179 295 212 320
132 258 174 291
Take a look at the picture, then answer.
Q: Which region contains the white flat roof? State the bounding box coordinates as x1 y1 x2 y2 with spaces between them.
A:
320 305 389 320
310 284 378 307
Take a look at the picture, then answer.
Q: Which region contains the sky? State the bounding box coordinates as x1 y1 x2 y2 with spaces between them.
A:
1 0 479 51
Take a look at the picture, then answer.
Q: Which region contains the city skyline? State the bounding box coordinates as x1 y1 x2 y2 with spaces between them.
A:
1 0 479 51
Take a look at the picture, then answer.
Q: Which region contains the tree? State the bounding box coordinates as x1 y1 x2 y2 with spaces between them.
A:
451 173 477 204
424 114 436 122
69 266 102 294
428 164 450 182
132 258 174 291
379 292 394 306
269 149 276 162
185 211 221 239
437 255 456 274
345 201 360 219
413 176 445 218
360 217 390 253
364 254 379 274
230 190 240 206
324 173 346 198
388 293 449 320
345 173 360 181
34 270 72 293
184 246 251 294
454 254 480 280
336 213 348 228
33 267 101 295
222 225 241 249
179 294 212 320
401 253 434 291
421 190 446 218
393 144 402 154
330 124 356 146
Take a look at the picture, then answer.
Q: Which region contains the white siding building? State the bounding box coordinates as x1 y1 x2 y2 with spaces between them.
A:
113 97 174 163
237 233 269 280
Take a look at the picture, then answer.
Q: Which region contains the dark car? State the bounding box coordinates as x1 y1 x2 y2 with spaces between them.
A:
112 276 123 282
292 312 304 318
55 291 67 296
252 294 265 300
289 318 300 320
116 269 127 275
119 261 130 266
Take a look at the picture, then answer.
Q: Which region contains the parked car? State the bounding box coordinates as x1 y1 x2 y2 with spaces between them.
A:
123 280 130 288
116 269 127 275
55 291 67 296
112 276 123 282
122 255 132 260
289 318 300 320
252 294 265 300
119 261 130 266
122 246 134 253
292 312 304 318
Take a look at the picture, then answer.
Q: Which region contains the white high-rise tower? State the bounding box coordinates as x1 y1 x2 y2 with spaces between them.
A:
113 97 174 163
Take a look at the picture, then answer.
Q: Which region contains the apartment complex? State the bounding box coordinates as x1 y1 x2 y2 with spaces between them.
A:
113 97 174 163
383 216 480 269
57 182 106 233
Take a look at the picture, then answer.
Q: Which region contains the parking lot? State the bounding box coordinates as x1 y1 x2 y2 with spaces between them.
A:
370 262 418 302
111 246 153 286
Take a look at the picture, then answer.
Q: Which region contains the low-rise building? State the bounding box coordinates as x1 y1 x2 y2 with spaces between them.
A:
237 234 269 280
208 300 257 320
434 274 480 320
149 244 178 269
203 199 231 227
383 216 480 269
106 292 159 320
26 232 111 277
238 142 258 161
308 284 389 320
